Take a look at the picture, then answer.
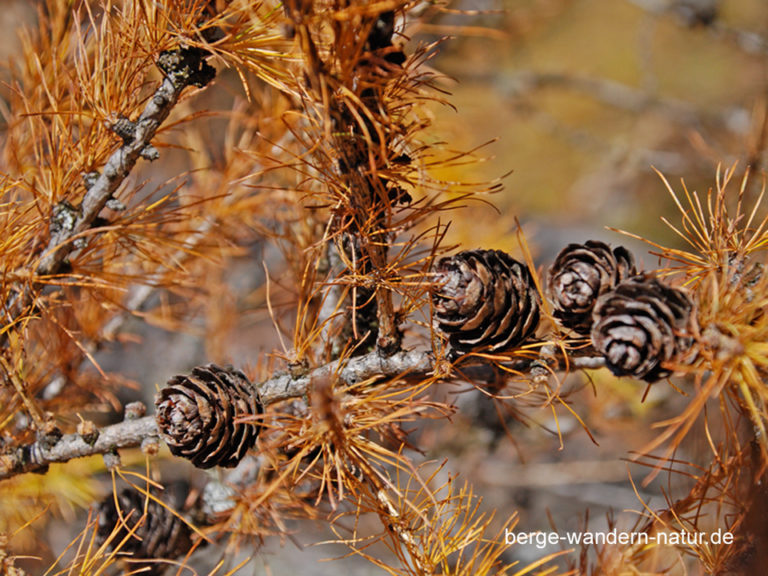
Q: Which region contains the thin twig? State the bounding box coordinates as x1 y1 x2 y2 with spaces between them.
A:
569 356 607 369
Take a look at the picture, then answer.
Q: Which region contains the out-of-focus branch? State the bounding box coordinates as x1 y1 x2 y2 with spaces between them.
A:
503 71 700 122
317 242 349 359
498 69 756 159
497 69 752 173
42 219 218 401
626 0 768 54
0 347 607 480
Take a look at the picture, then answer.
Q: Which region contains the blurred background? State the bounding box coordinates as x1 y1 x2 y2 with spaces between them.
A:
421 0 768 572
429 0 768 260
423 0 768 571
3 0 768 573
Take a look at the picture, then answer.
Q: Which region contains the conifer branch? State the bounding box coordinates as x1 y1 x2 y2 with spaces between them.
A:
2 47 216 337
0 414 158 480
318 242 349 358
258 348 437 403
0 347 606 480
36 48 216 277
0 349 434 480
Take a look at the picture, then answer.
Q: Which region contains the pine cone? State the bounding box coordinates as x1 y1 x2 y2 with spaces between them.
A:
155 364 262 469
96 485 193 575
591 274 697 382
432 249 541 354
548 240 636 334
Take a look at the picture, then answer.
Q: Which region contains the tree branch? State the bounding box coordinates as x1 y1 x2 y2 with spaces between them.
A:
0 347 607 480
0 415 159 480
2 48 216 338
258 348 436 403
0 349 435 480
36 48 215 276
626 0 768 54
317 242 349 359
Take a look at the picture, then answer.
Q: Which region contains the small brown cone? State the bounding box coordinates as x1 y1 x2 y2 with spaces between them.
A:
591 274 697 382
155 364 262 469
432 249 541 355
548 240 636 334
96 485 194 575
